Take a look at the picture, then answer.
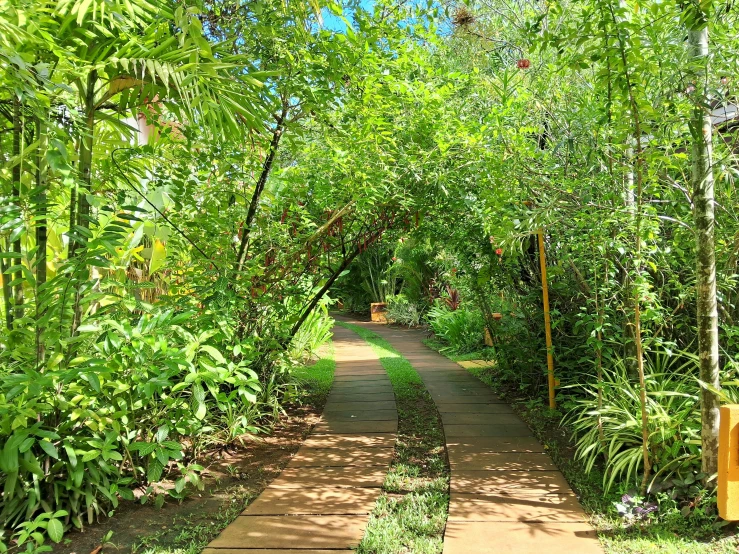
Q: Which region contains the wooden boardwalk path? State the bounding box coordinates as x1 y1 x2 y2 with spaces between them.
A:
359 322 603 554
204 321 601 553
203 325 397 553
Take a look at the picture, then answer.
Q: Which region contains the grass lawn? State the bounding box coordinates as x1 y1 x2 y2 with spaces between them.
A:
338 322 449 554
291 341 336 407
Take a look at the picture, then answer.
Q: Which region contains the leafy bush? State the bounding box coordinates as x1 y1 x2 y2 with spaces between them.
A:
288 301 334 361
481 298 543 391
563 352 702 492
0 308 264 546
426 305 484 353
385 295 425 327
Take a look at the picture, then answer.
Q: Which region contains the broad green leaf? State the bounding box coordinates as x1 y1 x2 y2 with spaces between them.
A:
39 440 59 459
47 519 64 543
192 383 206 420
200 344 226 364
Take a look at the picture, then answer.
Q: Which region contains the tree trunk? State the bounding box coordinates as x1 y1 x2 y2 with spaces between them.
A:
1 237 12 329
35 117 47 289
608 1 651 492
35 116 48 366
595 253 607 458
234 109 287 273
76 70 97 234
70 70 97 334
689 24 720 478
67 182 77 256
622 146 638 378
11 96 24 321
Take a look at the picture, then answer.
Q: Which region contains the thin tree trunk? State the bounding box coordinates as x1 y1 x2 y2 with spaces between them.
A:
70 70 96 334
1 108 11 330
594 252 607 457
234 109 287 273
1 237 12 329
621 146 639 377
35 116 48 366
607 2 637 379
689 24 720 478
288 245 361 341
608 1 651 492
631 126 651 496
67 182 77 255
11 96 24 321
76 69 97 235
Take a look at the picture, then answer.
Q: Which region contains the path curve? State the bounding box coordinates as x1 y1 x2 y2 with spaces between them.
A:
354 321 603 554
203 325 397 553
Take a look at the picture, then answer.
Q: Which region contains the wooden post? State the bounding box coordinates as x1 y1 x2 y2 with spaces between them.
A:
538 229 556 409
719 404 739 520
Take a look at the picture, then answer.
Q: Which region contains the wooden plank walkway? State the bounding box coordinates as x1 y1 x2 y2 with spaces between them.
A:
356 322 603 554
203 325 397 553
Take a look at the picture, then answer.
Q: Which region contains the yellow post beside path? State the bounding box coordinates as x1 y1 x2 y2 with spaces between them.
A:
718 404 739 520
537 229 556 410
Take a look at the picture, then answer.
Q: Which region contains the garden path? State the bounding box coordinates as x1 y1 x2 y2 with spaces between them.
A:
202 325 397 553
354 321 604 554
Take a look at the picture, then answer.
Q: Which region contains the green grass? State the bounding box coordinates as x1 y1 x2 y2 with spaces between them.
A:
338 322 449 554
425 341 739 554
422 337 494 362
133 487 259 554
291 341 336 405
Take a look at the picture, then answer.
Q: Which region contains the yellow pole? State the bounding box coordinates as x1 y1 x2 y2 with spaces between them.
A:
538 229 556 409
718 404 739 520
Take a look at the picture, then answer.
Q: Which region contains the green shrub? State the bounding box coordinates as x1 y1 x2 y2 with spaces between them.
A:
0 309 265 545
288 301 334 361
563 352 702 492
385 295 425 327
426 305 484 353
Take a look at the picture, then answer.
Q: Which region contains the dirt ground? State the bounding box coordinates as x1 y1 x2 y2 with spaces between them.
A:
51 404 323 554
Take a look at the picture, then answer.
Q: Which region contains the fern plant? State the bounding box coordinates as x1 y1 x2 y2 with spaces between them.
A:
288 301 334 361
385 295 425 327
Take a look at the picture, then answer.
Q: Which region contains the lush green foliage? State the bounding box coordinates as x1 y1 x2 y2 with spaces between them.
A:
426 304 485 354
3 0 739 547
385 295 425 328
564 353 702 490
0 0 453 546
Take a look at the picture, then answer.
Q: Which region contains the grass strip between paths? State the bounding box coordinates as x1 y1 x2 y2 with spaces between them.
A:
337 322 449 554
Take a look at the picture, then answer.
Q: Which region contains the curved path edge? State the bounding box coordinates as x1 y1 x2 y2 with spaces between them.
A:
202 325 398 553
353 321 603 554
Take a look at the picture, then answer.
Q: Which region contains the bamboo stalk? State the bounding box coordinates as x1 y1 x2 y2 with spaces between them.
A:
537 229 556 409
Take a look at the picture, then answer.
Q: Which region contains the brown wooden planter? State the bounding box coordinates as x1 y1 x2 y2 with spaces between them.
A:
370 302 388 323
